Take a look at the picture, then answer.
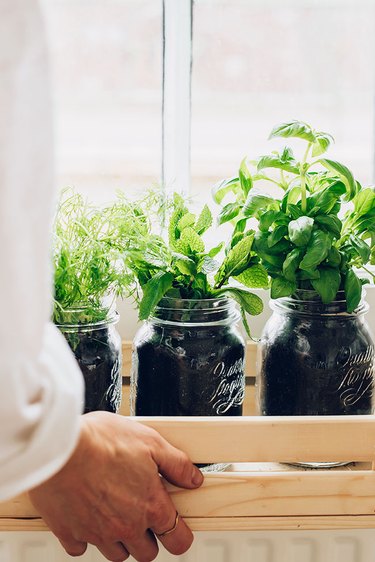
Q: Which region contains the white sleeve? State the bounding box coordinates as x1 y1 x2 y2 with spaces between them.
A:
0 0 84 500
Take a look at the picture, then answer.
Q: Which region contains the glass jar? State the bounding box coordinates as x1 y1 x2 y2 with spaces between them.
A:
131 297 245 418
55 304 122 414
256 290 374 467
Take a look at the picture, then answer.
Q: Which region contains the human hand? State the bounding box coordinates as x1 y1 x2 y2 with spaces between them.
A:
29 412 204 562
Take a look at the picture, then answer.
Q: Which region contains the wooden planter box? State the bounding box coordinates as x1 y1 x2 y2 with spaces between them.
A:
1 342 374 532
1 415 375 532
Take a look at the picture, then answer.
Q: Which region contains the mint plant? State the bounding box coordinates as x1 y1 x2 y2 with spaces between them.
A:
121 193 267 334
213 120 375 312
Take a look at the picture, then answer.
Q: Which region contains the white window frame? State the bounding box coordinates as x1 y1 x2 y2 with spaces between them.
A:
162 0 193 196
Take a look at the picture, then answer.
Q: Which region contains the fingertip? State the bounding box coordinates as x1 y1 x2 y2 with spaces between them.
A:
191 467 204 487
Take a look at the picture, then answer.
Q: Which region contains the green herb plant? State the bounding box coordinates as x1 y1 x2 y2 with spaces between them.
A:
213 120 375 312
53 189 135 324
121 193 268 335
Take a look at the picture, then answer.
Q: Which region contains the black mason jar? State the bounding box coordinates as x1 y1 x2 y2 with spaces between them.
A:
131 297 245 418
55 304 122 414
257 290 374 417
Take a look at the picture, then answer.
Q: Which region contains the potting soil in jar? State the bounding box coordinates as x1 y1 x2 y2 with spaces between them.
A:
131 297 246 469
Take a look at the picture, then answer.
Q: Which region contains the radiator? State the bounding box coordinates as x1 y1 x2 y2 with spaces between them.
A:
1 531 375 562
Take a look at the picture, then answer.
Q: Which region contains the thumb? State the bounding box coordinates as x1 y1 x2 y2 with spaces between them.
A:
152 438 204 489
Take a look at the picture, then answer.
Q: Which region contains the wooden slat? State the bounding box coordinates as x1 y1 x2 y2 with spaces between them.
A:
5 515 375 532
3 416 375 531
165 470 375 517
4 515 375 532
136 415 375 463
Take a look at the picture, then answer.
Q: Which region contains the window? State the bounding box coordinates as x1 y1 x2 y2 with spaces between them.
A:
41 0 162 202
42 0 375 337
191 0 375 199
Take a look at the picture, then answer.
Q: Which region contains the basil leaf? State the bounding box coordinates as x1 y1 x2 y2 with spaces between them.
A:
311 132 334 157
319 158 357 201
212 176 241 204
239 157 253 197
288 203 304 220
288 216 314 247
349 234 371 263
254 231 289 267
297 268 320 281
217 202 240 225
326 247 341 267
281 185 301 212
139 271 174 320
307 181 346 215
271 276 297 299
268 225 288 247
259 210 280 232
299 230 331 271
344 268 362 312
195 204 213 235
269 120 316 142
234 264 269 288
311 267 341 304
353 188 375 217
314 214 342 238
257 151 299 174
283 248 303 282
243 190 278 218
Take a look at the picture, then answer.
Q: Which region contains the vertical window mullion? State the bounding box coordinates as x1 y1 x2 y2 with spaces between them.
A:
162 0 193 195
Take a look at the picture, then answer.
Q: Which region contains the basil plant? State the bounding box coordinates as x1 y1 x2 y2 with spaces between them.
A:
213 120 375 312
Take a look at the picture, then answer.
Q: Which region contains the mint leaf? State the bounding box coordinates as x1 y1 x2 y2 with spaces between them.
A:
173 254 196 276
199 256 220 275
288 216 314 247
234 264 269 288
269 120 316 142
177 212 196 231
223 234 254 275
139 271 174 320
221 288 264 316
178 227 205 254
208 242 224 258
195 204 213 234
311 267 341 304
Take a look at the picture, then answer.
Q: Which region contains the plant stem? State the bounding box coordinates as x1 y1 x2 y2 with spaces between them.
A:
299 143 312 213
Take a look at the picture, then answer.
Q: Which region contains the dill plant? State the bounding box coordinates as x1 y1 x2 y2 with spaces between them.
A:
53 189 138 324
